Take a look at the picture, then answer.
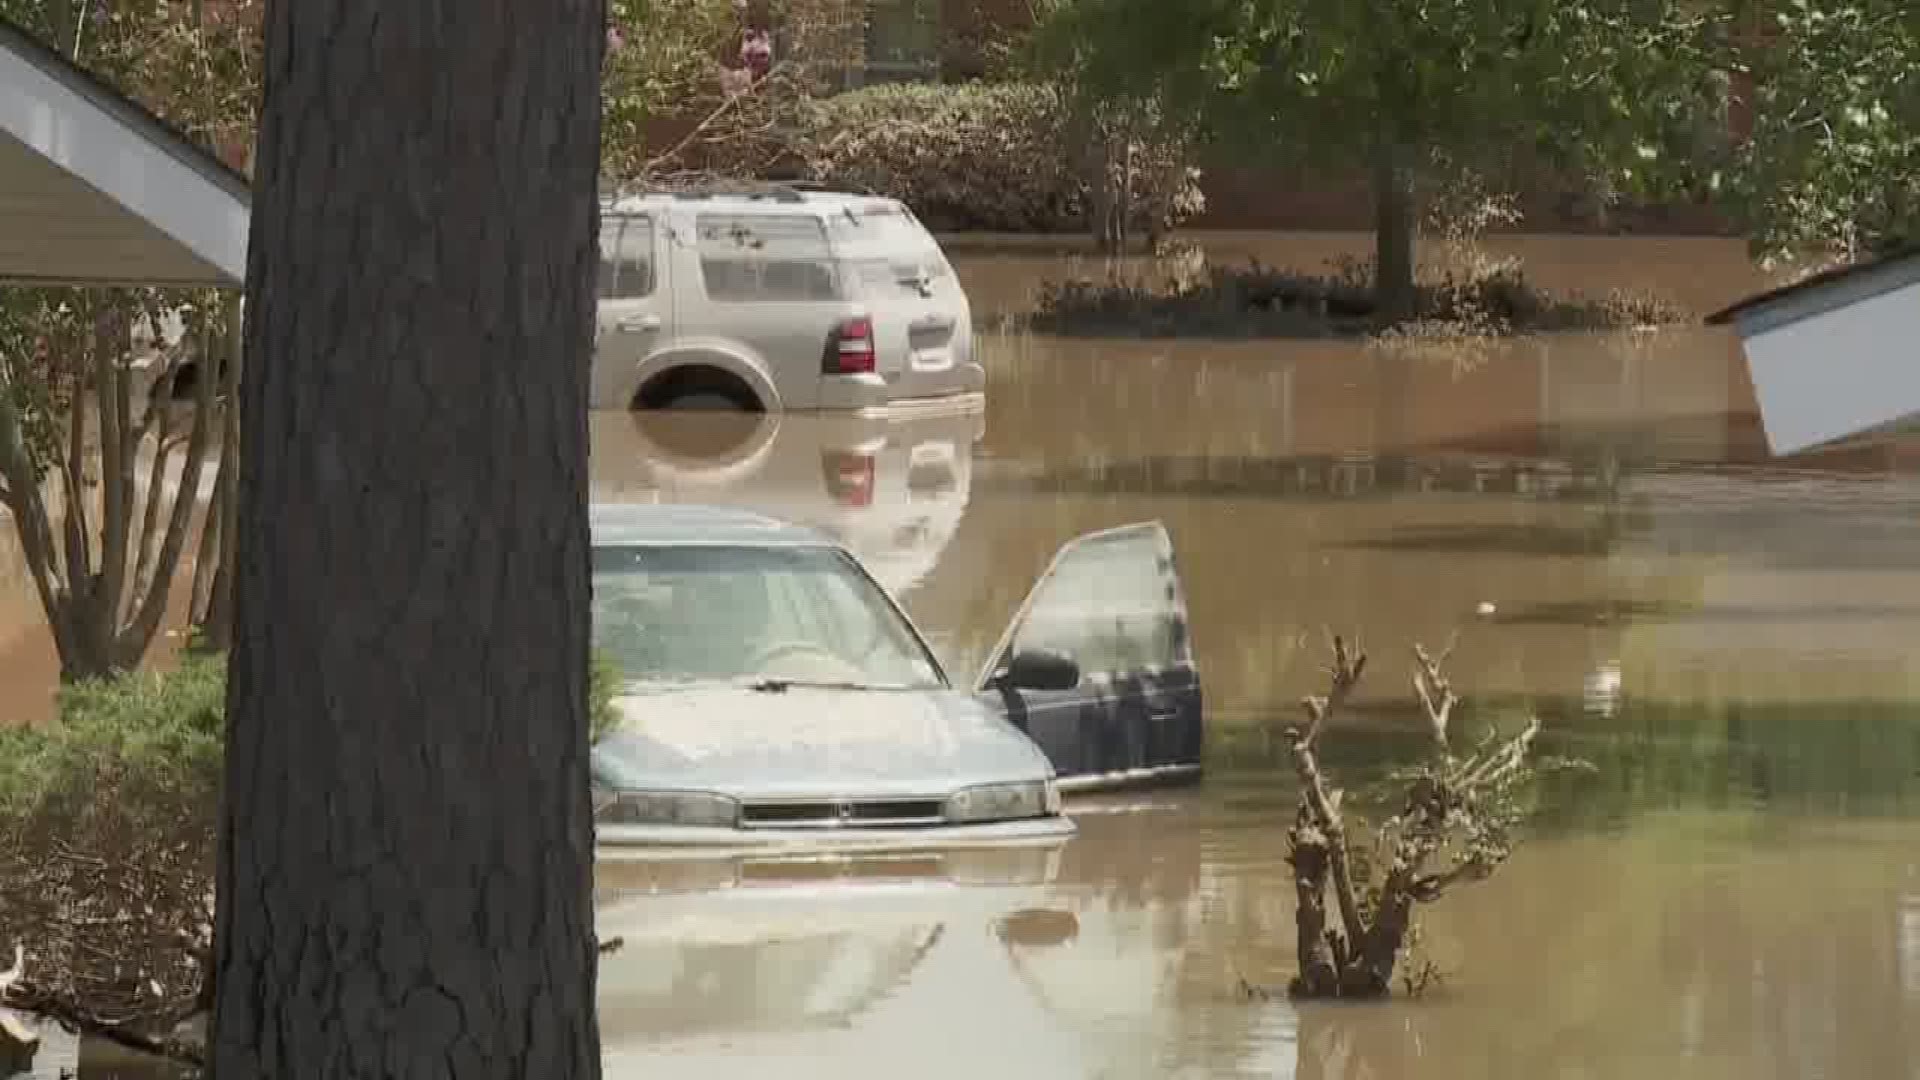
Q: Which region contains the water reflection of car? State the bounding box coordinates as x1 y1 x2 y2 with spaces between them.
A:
592 407 980 597
595 847 1065 1059
589 502 1118 850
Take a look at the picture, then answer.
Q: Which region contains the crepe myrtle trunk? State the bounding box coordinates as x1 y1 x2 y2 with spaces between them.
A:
206 0 607 1075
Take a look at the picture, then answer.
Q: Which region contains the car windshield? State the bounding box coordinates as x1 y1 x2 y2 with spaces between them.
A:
591 542 945 690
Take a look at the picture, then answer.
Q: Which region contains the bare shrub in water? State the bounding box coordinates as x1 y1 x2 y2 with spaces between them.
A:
1249 634 1579 1000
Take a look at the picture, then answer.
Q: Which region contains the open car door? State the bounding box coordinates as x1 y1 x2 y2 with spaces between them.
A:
974 522 1203 793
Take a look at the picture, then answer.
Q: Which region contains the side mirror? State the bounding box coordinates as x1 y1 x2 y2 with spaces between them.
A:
999 648 1080 692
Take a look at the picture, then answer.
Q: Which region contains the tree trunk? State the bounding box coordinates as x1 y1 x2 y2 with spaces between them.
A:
190 295 244 651
1371 144 1417 323
206 0 605 1075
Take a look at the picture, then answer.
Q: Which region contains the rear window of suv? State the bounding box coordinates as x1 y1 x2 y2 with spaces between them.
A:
825 202 952 290
695 212 843 302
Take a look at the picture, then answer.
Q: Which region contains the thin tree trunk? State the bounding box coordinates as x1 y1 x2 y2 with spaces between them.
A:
1372 143 1417 323
191 296 244 649
207 0 606 1074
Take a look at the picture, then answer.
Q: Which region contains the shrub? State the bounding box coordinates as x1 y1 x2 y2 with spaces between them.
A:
0 655 226 1035
795 82 1204 238
1026 253 1692 339
590 649 624 744
0 649 625 1036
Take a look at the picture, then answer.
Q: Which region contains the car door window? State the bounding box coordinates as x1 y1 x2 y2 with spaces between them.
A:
995 524 1191 681
694 212 841 302
599 214 656 299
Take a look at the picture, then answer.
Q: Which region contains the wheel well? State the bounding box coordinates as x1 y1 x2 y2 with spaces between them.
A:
632 364 764 412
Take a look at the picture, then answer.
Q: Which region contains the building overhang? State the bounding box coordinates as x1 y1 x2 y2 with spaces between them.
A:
0 17 250 288
1707 247 1920 456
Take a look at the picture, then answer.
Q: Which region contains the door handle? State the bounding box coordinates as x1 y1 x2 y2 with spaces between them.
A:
616 314 661 333
1149 710 1179 723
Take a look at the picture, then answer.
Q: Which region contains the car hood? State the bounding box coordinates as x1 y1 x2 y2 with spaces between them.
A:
593 685 1052 799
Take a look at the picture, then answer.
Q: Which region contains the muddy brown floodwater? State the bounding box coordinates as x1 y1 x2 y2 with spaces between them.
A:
19 233 1920 1078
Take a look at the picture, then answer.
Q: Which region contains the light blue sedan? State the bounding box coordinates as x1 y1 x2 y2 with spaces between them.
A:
588 503 1204 852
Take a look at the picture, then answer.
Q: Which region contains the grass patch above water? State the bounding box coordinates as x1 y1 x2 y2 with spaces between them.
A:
1019 255 1695 340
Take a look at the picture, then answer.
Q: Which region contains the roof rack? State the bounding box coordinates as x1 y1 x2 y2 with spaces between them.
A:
599 175 887 205
601 177 810 204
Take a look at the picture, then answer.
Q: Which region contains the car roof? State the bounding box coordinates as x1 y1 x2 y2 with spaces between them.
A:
603 188 901 215
589 502 837 547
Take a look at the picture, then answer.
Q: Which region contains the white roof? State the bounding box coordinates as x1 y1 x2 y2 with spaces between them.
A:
0 19 250 287
604 187 898 216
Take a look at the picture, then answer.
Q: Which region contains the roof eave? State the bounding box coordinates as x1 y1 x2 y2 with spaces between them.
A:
1707 246 1920 331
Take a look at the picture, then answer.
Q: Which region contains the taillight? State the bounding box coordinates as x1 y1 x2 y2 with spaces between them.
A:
822 450 876 507
823 316 876 375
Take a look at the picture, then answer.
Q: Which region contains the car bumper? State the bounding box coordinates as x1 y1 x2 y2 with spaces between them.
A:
595 812 1074 857
597 833 1065 899
815 366 987 418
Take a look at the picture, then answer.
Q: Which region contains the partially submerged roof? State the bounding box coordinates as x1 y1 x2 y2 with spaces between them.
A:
589 503 833 547
1706 245 1920 332
1706 246 1920 456
0 17 250 287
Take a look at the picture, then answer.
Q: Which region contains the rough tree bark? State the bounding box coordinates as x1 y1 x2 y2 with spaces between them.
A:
206 0 605 1074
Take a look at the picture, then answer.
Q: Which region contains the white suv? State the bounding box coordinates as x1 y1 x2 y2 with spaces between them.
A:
593 186 983 415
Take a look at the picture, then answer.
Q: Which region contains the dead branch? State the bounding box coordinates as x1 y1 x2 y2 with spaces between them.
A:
1277 632 1549 999
6 990 205 1070
640 58 795 178
1285 633 1367 992
1411 635 1458 750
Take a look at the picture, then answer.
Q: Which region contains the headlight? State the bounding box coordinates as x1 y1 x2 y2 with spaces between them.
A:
596 790 739 828
945 780 1059 824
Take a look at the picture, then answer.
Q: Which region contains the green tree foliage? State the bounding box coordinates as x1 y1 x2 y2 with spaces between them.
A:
1031 0 1728 314
602 0 743 180
801 83 1203 236
1720 0 1919 261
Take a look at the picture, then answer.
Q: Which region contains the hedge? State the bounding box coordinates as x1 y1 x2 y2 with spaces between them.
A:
662 81 1205 238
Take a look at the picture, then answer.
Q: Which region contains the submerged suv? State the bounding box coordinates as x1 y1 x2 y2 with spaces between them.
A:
593 186 983 416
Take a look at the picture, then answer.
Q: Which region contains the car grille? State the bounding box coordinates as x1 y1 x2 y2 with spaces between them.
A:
739 798 947 829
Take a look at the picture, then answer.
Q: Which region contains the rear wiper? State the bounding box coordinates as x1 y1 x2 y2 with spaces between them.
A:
744 678 914 693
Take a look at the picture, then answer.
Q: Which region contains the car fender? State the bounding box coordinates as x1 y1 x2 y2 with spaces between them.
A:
631 342 782 412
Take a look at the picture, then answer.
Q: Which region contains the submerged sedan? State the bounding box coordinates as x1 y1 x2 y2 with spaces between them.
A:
587 503 1204 850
